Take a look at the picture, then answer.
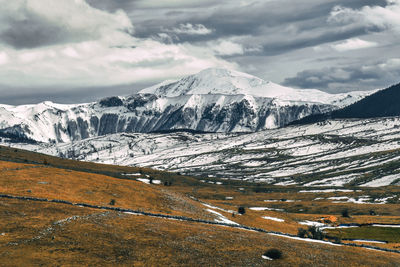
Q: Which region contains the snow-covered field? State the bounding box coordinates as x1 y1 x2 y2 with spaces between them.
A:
5 117 400 187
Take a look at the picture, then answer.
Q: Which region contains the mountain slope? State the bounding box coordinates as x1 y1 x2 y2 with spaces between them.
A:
292 83 400 125
0 68 373 143
333 83 400 118
10 116 400 188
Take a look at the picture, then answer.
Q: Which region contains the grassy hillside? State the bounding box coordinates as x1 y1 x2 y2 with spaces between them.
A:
1 146 400 265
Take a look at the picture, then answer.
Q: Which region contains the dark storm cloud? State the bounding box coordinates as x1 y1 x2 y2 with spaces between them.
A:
0 12 97 49
0 0 133 50
114 0 388 57
283 59 400 92
0 83 149 105
86 0 390 59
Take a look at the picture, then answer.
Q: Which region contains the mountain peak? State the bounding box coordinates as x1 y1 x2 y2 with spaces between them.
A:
139 68 373 106
139 67 289 98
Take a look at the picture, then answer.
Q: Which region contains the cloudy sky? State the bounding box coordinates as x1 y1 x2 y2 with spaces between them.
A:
0 0 399 104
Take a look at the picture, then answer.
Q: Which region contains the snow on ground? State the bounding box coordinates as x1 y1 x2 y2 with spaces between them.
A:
123 212 142 216
304 174 360 187
299 189 354 193
268 233 342 246
329 196 372 204
205 209 239 225
122 173 142 176
261 255 273 260
249 207 284 211
262 216 284 222
351 239 387 244
362 173 400 187
371 224 400 228
274 180 298 186
137 178 162 185
298 221 326 227
7 116 400 187
202 203 236 214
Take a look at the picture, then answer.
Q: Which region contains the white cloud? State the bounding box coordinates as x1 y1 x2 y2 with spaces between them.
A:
165 23 214 35
211 40 244 56
332 38 378 52
0 0 134 48
329 0 400 33
0 52 9 65
377 58 400 70
0 0 237 90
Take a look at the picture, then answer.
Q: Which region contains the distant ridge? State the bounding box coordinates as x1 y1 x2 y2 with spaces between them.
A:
291 83 400 125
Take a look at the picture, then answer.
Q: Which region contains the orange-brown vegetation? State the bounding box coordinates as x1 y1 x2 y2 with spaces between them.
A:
1 199 400 267
1 145 400 265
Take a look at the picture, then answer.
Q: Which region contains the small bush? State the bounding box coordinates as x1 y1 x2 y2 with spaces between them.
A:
297 228 307 238
369 210 376 216
297 226 325 240
264 248 282 260
238 206 246 215
308 226 325 240
333 236 342 244
164 181 172 186
109 199 116 206
341 209 350 218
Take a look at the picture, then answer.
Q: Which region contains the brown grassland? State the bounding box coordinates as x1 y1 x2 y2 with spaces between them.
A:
0 145 400 266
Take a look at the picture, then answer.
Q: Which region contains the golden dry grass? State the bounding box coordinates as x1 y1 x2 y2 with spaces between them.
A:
0 160 213 219
1 199 400 267
1 146 400 265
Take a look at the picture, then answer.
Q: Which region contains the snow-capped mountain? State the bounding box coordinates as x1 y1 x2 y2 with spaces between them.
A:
0 68 372 143
140 68 370 107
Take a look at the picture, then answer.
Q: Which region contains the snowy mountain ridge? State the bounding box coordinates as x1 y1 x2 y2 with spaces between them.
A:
0 68 373 143
140 68 371 107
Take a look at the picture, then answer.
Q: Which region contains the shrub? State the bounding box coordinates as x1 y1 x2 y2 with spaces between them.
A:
297 226 326 240
369 210 376 216
109 199 116 205
164 181 172 186
333 236 342 244
264 248 282 260
341 209 350 218
238 206 246 215
297 228 307 238
308 226 325 240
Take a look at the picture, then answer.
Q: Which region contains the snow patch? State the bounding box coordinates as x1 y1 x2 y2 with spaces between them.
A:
249 207 284 212
205 209 239 225
268 233 341 246
137 178 161 185
262 216 284 222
